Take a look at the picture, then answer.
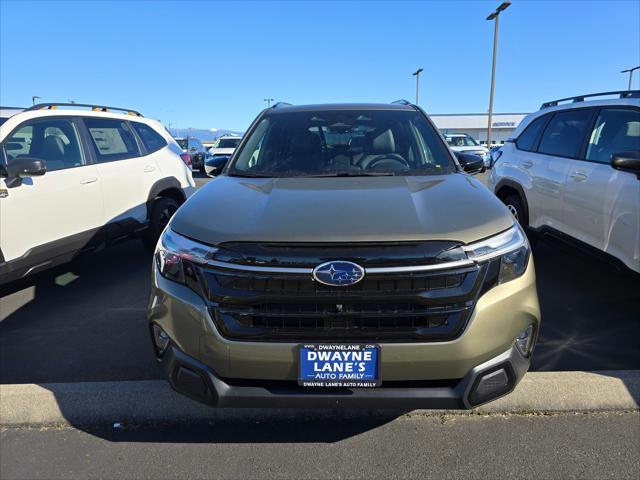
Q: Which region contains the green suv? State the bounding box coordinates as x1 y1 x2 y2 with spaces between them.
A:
147 101 540 409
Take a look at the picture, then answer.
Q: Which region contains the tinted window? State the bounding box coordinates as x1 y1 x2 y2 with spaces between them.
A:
132 122 167 153
84 118 140 162
217 138 241 148
230 109 455 177
176 138 188 150
516 115 549 152
4 118 85 171
586 108 640 163
538 109 593 158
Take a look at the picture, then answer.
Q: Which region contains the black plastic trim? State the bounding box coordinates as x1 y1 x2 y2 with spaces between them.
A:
156 343 530 409
530 225 639 276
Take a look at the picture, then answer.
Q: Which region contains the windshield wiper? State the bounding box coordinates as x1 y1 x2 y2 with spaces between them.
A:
228 171 275 178
306 171 397 177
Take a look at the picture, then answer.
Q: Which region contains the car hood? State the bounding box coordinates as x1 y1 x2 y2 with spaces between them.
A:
210 148 236 156
449 146 488 153
170 174 514 245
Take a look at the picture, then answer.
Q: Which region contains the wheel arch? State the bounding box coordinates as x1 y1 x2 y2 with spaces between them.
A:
495 179 530 227
146 177 186 220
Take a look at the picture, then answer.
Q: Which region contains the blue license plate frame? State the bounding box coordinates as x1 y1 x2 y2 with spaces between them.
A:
298 344 381 387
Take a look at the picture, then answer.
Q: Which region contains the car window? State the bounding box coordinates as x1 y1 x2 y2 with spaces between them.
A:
176 138 188 150
516 115 548 152
538 109 593 158
446 136 478 147
131 122 167 154
230 109 455 177
84 117 140 162
4 118 85 172
586 108 640 163
217 138 241 148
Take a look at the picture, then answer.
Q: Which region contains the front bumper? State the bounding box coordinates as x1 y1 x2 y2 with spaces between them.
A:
148 251 540 408
158 341 530 409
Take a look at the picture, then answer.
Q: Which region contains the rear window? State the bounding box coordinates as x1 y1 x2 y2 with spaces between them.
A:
229 109 455 177
132 122 167 154
84 118 140 162
516 115 549 152
176 139 188 150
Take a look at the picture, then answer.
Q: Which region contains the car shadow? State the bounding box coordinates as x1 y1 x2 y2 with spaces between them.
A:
530 236 640 372
0 240 160 384
81 411 413 444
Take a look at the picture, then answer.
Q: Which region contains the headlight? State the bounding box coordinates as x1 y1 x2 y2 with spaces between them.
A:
155 228 217 284
463 225 530 283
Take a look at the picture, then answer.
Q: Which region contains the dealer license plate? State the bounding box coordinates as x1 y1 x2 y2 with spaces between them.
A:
298 344 380 387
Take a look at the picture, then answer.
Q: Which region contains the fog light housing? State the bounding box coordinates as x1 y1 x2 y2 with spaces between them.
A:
152 324 170 356
468 364 515 406
515 324 535 357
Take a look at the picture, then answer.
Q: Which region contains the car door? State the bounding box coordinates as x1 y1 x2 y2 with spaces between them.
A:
562 107 640 267
0 116 104 273
508 114 551 227
81 117 161 228
531 108 596 232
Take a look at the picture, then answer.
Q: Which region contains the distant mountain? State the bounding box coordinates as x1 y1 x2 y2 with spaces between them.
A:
169 128 243 142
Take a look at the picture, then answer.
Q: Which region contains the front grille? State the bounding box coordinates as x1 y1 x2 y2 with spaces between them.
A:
193 242 490 342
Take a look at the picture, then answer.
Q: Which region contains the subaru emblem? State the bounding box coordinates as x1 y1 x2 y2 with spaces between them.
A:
312 261 365 287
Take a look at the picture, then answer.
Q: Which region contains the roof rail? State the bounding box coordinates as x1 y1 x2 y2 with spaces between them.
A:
391 99 412 105
0 106 26 110
271 102 292 108
26 103 143 117
540 90 640 109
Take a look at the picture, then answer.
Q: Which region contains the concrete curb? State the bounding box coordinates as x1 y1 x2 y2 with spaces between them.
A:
1 370 638 426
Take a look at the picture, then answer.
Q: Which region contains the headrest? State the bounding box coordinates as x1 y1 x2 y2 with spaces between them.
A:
289 131 322 155
372 129 395 153
41 135 65 160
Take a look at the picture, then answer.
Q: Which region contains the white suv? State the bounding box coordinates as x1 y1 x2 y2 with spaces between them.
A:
488 91 640 274
0 103 196 285
444 133 490 168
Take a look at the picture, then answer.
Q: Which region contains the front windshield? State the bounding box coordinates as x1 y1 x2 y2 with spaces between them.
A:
217 138 241 148
446 135 479 147
228 109 455 177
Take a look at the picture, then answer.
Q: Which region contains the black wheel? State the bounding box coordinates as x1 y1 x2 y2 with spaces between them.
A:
144 197 180 249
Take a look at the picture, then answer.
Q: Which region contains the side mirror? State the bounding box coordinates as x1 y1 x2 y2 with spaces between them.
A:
7 157 47 178
456 152 485 174
611 151 640 176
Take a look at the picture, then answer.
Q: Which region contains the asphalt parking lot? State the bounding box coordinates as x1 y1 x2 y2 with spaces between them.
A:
0 172 638 385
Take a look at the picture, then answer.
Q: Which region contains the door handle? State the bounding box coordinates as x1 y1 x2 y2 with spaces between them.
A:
144 165 156 173
522 160 534 169
79 176 98 184
569 171 587 182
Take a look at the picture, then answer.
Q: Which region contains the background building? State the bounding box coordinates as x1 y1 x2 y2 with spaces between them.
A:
431 113 529 145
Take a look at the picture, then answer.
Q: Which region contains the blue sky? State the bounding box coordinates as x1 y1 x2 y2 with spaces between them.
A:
1 0 639 131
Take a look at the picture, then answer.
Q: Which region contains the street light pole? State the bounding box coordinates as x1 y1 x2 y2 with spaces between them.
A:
412 68 424 105
264 98 274 107
486 1 511 148
32 95 41 105
621 66 640 91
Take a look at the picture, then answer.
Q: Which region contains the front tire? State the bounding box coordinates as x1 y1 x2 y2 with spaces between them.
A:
503 194 525 225
502 194 537 247
144 197 180 249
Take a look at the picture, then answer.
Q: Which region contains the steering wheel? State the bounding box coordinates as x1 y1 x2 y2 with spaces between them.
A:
367 154 410 171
